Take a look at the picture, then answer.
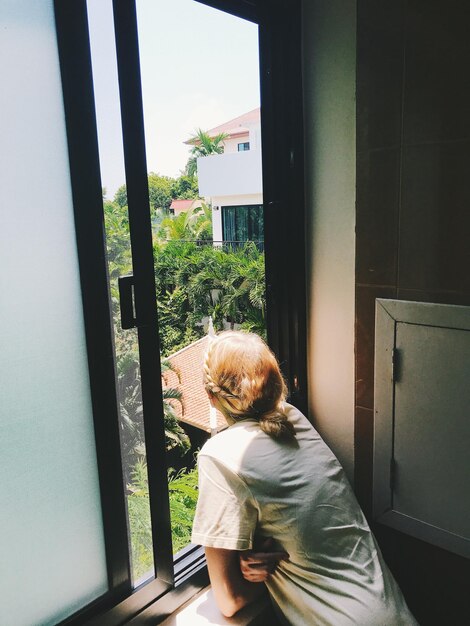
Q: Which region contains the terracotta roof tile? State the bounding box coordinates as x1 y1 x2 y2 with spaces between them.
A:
163 337 226 432
170 199 196 210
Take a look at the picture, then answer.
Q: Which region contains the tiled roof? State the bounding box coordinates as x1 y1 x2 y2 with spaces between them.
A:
185 107 260 144
170 199 196 210
163 336 226 432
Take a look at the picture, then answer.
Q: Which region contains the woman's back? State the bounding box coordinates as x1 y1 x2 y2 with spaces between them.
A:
193 403 418 625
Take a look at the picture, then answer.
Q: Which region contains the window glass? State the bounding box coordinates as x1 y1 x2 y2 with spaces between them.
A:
135 0 266 558
87 0 156 585
222 205 264 247
0 2 108 623
223 206 237 242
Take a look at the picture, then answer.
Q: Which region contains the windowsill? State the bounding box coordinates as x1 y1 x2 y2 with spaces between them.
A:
160 586 279 626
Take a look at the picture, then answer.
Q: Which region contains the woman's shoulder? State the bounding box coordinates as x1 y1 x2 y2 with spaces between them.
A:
283 402 320 436
198 419 259 467
200 404 317 455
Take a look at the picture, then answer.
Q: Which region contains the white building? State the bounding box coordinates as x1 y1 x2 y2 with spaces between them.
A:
186 108 263 246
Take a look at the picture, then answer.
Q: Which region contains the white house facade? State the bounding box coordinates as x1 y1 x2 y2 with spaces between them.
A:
188 108 264 246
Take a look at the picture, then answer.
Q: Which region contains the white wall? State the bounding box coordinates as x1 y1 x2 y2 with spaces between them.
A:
197 149 263 197
302 0 356 480
223 134 250 153
211 193 263 207
212 206 223 242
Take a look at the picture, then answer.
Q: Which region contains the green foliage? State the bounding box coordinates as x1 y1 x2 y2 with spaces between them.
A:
104 177 265 361
171 174 199 199
103 200 132 310
127 459 154 579
148 172 175 211
113 184 128 209
113 172 200 215
168 466 199 553
103 200 190 484
192 203 213 240
154 240 266 355
102 171 265 579
185 129 228 177
127 461 199 579
115 346 190 484
158 203 212 242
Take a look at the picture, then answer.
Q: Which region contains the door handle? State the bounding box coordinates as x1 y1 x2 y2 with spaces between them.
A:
118 274 137 329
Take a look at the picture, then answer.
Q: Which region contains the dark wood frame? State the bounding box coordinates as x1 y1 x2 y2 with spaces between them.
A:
54 0 306 623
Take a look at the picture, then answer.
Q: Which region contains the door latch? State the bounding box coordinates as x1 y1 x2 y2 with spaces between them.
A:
118 274 137 329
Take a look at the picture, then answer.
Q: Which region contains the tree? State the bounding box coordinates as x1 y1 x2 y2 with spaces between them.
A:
127 461 199 576
153 241 266 356
113 173 175 212
192 203 213 240
117 348 190 485
148 172 174 211
103 197 190 483
103 199 132 312
113 184 128 209
185 128 228 177
158 204 212 242
171 174 200 199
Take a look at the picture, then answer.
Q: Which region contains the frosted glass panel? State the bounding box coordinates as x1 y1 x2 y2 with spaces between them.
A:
0 2 108 624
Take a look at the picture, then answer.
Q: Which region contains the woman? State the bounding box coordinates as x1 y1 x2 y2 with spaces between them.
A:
191 331 418 625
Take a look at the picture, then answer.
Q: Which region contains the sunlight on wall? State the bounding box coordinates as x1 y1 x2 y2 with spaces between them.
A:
302 0 357 481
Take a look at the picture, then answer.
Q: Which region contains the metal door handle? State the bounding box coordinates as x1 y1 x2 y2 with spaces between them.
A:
118 274 137 329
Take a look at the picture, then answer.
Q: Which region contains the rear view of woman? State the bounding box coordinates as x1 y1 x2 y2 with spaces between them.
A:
192 331 418 625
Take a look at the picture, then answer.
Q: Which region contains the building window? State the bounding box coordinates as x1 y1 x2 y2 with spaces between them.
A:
222 205 264 247
237 141 250 151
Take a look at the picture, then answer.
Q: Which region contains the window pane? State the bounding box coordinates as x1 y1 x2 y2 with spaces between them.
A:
223 206 237 242
249 204 264 241
236 205 249 241
0 2 108 624
87 0 155 585
135 0 266 559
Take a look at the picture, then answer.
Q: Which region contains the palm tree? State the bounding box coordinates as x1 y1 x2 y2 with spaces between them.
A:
192 203 213 240
158 203 213 242
158 209 198 241
117 350 190 484
185 128 228 177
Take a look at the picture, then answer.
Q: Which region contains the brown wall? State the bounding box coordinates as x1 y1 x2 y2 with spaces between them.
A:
355 1 470 623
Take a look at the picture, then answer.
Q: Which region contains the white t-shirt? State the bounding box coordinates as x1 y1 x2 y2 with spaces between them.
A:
191 403 418 626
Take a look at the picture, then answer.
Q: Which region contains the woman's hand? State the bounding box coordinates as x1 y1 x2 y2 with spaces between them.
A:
239 537 289 583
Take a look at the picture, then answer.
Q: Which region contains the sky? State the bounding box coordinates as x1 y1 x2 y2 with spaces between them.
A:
87 0 260 198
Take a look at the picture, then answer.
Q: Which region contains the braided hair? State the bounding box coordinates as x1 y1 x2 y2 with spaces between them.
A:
203 331 295 441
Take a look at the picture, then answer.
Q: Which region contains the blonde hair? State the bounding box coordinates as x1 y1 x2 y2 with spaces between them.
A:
203 331 295 441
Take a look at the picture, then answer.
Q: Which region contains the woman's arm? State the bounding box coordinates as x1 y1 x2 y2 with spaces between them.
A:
239 538 289 582
205 547 268 618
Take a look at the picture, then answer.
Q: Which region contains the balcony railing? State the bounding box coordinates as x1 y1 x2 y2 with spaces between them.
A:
162 239 265 252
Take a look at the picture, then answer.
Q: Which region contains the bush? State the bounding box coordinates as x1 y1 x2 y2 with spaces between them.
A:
154 241 266 355
127 460 199 580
